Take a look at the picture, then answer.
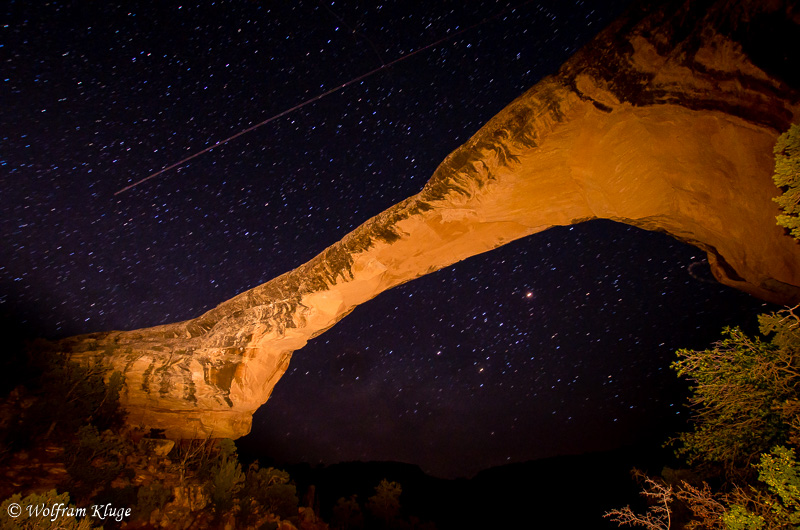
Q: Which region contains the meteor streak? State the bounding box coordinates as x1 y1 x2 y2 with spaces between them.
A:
115 1 534 196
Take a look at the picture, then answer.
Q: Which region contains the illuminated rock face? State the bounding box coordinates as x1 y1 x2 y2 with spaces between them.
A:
61 0 800 439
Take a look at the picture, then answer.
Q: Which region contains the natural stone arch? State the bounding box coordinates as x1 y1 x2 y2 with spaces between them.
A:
59 0 800 439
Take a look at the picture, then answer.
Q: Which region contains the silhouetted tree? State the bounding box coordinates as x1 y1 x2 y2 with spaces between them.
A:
4 342 125 450
607 307 800 529
670 309 800 472
772 123 800 239
332 495 364 530
242 462 299 519
208 439 244 515
366 479 402 528
604 470 674 530
64 424 127 503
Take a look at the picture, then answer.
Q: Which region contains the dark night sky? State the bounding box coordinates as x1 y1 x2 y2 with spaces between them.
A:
2 0 773 478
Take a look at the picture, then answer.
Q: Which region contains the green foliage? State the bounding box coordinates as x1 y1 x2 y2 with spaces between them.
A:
609 309 800 530
772 123 800 240
208 438 244 514
0 489 97 529
671 312 800 468
719 446 800 529
243 462 299 519
761 310 800 343
366 479 402 526
722 505 765 530
754 446 800 526
217 438 237 460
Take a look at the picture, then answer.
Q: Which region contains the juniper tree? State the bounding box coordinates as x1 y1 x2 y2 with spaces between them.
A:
772 123 800 239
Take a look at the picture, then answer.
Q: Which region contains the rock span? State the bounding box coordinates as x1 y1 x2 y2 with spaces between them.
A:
60 0 800 439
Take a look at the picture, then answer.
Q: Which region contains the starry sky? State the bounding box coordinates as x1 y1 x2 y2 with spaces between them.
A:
2 0 774 478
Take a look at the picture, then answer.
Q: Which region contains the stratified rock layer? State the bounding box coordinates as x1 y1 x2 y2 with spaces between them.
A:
62 0 800 438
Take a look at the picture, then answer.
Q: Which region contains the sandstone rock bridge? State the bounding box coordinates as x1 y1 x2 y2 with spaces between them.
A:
60 0 800 439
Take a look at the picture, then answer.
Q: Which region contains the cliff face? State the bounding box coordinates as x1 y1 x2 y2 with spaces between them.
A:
61 0 800 439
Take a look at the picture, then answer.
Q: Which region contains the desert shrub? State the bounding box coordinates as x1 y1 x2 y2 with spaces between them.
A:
366 479 402 527
721 446 800 529
65 425 125 502
772 123 800 239
604 470 674 530
172 436 218 487
332 495 364 530
0 489 97 529
670 310 800 471
608 308 800 529
135 483 172 521
243 462 299 519
208 438 244 514
7 342 125 450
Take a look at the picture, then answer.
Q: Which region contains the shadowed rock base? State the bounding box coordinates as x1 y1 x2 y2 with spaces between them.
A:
60 0 800 439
